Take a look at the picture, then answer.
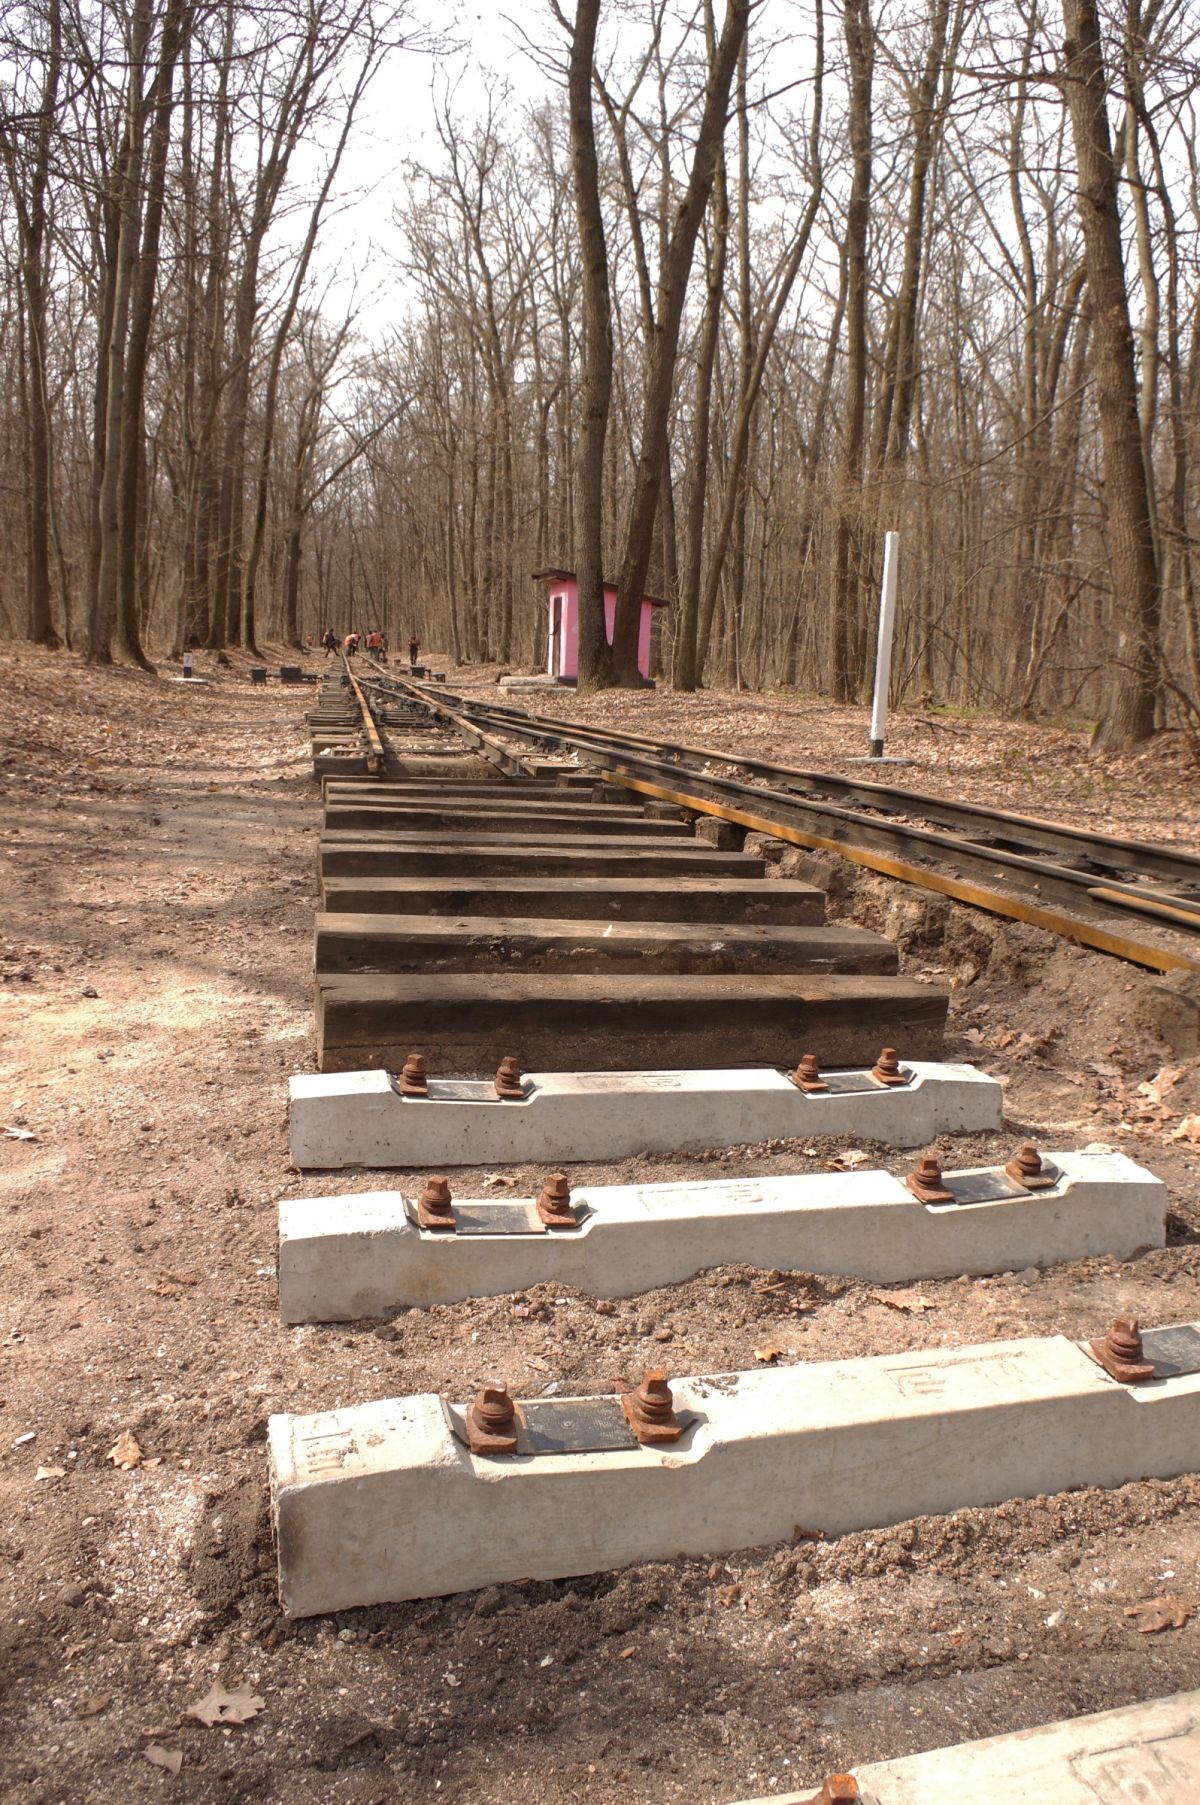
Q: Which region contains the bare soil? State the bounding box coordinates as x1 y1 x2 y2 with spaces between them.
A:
1 645 1199 1803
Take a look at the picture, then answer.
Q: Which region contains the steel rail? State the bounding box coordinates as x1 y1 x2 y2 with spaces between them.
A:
357 668 539 779
371 668 1200 975
436 691 1200 915
443 690 1200 893
340 655 386 775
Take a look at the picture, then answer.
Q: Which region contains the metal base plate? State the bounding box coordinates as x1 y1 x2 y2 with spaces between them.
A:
394 1079 511 1103
446 1397 633 1456
935 1163 1061 1208
451 1202 547 1236
402 1196 586 1236
811 1066 915 1096
1141 1325 1200 1379
447 1395 697 1456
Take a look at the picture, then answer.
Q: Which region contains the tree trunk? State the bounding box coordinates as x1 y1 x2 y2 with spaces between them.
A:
90 0 153 663
115 0 190 668
0 0 63 645
674 167 729 689
1062 0 1160 749
608 0 751 684
566 0 616 690
829 0 873 703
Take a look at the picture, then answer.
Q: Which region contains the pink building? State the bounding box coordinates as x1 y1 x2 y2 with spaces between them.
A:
533 567 669 682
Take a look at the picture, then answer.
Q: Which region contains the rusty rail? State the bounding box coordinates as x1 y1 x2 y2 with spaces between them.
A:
377 674 1200 976
340 654 386 776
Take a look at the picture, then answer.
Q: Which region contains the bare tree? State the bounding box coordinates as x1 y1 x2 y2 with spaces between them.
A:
1061 0 1160 748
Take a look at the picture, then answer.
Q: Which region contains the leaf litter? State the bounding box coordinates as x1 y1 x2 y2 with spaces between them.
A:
186 1681 266 1727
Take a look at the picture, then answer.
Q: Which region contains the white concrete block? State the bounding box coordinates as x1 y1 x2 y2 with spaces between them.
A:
269 1320 1200 1616
277 1150 1166 1321
733 1689 1200 1802
287 1061 1004 1170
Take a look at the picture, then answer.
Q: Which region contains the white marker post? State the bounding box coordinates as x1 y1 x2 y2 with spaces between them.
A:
868 531 899 758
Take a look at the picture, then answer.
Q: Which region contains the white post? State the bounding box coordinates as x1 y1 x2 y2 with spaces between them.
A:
868 532 899 758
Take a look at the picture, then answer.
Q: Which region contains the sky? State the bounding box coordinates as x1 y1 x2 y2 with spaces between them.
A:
303 1 553 342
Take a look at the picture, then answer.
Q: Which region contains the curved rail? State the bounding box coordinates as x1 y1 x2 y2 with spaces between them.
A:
360 663 1200 975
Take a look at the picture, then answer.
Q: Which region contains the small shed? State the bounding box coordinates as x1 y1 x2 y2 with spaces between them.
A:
533 568 669 682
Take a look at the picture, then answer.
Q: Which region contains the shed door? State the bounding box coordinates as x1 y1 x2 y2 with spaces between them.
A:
550 594 563 676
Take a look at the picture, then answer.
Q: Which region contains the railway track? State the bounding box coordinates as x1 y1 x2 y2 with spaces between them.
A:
274 655 1200 1790
360 665 1200 976
305 657 945 1072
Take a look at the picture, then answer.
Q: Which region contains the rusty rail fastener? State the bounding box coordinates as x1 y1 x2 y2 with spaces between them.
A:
905 1149 954 1204
1090 1315 1156 1383
801 1779 860 1805
536 1172 577 1228
871 1046 906 1086
495 1055 524 1101
1004 1140 1055 1189
466 1380 519 1455
788 1052 828 1094
417 1175 456 1231
620 1369 684 1445
397 1051 429 1097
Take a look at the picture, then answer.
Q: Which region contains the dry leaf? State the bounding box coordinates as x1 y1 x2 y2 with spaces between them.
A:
753 1344 784 1364
1138 1065 1184 1104
831 1149 868 1170
3 1125 37 1141
108 1430 143 1470
617 1646 636 1659
35 1465 66 1481
1170 1115 1200 1143
1124 1595 1190 1633
153 1270 197 1298
482 1172 519 1189
186 1682 266 1728
144 1745 183 1775
77 1694 112 1717
871 1290 936 1314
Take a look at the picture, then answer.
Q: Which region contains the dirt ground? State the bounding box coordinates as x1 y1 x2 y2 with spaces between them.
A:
2 643 1199 1804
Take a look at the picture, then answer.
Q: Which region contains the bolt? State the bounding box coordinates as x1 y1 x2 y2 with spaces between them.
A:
621 1369 683 1445
1090 1314 1156 1383
466 1379 518 1455
871 1046 906 1086
494 1055 524 1100
807 1780 860 1805
789 1052 828 1094
536 1172 576 1228
905 1149 954 1204
1004 1140 1054 1188
417 1174 455 1231
396 1051 429 1097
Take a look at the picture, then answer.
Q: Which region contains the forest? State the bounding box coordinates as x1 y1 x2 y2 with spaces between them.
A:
0 0 1196 747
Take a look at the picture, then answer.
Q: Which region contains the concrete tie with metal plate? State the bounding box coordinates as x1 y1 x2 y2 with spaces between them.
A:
276 1146 1166 1321
268 1316 1200 1617
288 1056 1003 1168
728 1689 1200 1803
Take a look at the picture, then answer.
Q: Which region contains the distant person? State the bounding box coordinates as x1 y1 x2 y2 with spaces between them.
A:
343 631 359 657
366 629 383 654
304 632 313 651
408 634 420 671
321 628 337 658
